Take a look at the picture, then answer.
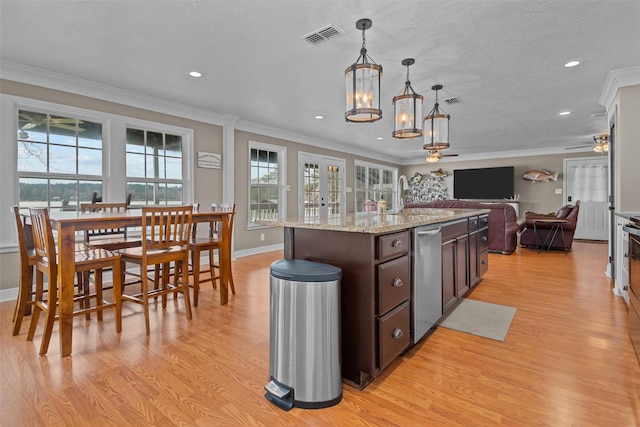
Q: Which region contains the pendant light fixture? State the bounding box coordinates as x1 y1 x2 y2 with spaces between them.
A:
392 58 423 138
423 84 450 150
345 18 382 123
592 134 609 153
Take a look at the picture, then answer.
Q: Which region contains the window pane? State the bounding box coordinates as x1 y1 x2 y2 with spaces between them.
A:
18 177 48 208
126 153 145 178
78 121 102 149
17 141 47 172
79 180 103 203
51 179 78 210
147 131 164 153
127 182 146 206
78 147 102 175
49 116 77 146
167 183 183 204
146 154 164 179
165 134 182 156
50 144 77 174
166 157 182 179
126 128 146 153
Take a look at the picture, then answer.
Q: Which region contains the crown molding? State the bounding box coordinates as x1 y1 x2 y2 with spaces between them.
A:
599 66 640 110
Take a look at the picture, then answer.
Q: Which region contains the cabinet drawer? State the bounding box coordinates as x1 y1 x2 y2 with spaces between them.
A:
377 231 409 261
479 214 489 228
378 255 410 314
442 219 468 241
378 301 410 370
468 216 480 231
478 250 489 277
478 227 489 252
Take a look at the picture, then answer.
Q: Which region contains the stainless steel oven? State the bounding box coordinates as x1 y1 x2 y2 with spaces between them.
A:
623 217 640 363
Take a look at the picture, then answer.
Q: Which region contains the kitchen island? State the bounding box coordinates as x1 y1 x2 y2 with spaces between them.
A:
263 208 490 389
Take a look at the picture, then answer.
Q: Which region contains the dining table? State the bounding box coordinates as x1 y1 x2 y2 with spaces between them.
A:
47 208 234 356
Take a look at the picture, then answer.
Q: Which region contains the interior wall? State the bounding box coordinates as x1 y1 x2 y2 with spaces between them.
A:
614 84 640 212
232 129 398 252
401 151 602 219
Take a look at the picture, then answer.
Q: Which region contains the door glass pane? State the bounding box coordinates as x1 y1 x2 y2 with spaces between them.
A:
327 164 341 217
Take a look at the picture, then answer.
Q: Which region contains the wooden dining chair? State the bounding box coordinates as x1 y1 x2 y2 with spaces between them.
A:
12 206 39 336
27 208 122 356
188 203 235 306
118 205 193 335
80 203 141 250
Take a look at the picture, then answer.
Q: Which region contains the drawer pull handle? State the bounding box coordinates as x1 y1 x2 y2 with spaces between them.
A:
392 240 403 248
392 328 404 339
481 236 488 241
471 220 478 226
392 277 403 287
481 260 488 265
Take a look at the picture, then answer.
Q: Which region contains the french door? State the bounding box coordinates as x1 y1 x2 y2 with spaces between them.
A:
298 153 345 221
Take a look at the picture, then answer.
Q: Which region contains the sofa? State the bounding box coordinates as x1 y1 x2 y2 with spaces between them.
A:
519 201 581 251
404 200 523 254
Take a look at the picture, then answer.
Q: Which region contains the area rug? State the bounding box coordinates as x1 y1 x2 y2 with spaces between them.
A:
437 299 517 341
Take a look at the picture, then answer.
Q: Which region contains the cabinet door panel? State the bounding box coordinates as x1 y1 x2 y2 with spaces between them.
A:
442 239 457 313
377 255 410 314
456 235 469 298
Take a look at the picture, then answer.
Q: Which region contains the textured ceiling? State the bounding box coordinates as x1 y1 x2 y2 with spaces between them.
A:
1 0 639 164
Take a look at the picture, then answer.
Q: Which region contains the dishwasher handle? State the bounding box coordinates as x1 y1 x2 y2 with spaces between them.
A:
416 227 442 236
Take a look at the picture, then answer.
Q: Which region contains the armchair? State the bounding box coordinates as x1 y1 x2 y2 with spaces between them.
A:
520 201 581 251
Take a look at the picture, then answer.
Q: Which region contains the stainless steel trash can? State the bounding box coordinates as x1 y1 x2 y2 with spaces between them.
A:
265 259 342 410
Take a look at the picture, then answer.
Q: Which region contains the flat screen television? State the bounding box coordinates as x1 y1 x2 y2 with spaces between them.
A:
453 166 515 200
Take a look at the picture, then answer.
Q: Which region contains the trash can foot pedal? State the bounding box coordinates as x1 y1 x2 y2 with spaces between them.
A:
265 379 294 411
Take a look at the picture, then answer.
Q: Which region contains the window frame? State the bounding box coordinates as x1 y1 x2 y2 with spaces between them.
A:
247 140 286 228
1 94 194 250
354 159 399 213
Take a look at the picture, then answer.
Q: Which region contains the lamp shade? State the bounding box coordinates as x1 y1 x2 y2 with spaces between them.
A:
423 84 450 150
393 58 423 138
345 18 382 123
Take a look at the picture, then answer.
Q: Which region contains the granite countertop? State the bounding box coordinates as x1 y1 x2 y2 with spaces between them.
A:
615 212 640 220
258 208 490 234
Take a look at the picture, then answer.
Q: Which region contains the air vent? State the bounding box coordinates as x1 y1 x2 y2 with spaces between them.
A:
301 24 344 46
444 97 461 105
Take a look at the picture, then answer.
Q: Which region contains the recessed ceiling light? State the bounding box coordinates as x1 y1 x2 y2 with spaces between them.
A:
315 115 324 119
188 71 203 78
377 137 383 140
559 111 571 116
564 61 580 68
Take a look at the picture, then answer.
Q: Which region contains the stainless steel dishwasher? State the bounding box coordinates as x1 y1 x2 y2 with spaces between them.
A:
412 225 443 344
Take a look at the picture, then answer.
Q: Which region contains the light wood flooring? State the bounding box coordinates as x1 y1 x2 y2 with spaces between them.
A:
1 242 639 426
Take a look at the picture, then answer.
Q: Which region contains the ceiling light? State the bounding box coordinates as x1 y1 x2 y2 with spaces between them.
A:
315 115 324 119
564 61 580 68
593 134 609 152
345 18 382 123
423 85 450 150
377 137 383 140
425 150 441 163
188 71 203 78
559 111 571 116
392 58 423 139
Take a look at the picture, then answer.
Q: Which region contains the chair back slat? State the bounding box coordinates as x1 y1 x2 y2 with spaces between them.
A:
209 203 236 238
13 206 34 261
29 208 56 265
142 206 193 250
80 203 129 242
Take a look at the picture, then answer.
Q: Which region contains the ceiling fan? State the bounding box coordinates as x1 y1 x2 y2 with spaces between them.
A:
19 112 86 132
565 134 608 153
423 149 459 163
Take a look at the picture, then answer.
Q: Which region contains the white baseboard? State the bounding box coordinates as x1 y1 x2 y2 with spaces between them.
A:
0 287 18 303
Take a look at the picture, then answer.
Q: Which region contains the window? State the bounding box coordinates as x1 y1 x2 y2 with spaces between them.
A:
355 160 398 212
249 141 286 225
126 128 184 206
17 109 104 210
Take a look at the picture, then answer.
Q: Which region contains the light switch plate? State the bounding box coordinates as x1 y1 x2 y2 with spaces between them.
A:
555 188 562 194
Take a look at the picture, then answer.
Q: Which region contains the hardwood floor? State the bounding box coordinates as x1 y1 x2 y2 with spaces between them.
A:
1 242 639 426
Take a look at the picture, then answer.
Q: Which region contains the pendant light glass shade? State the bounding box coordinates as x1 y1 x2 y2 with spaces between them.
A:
592 134 609 152
393 58 423 138
423 85 450 150
345 19 382 123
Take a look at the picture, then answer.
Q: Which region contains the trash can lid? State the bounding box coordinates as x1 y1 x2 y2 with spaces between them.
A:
270 259 342 282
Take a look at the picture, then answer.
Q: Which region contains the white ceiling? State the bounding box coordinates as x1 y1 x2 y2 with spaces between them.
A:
1 1 639 164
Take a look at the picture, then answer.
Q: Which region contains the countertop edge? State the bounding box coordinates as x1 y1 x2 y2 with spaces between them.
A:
257 208 490 234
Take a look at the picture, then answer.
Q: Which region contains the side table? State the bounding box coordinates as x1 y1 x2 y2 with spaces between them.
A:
533 219 569 254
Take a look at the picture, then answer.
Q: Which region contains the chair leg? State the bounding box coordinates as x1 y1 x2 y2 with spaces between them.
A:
209 249 218 290
95 268 103 321
38 273 58 356
112 260 122 334
181 259 192 320
26 271 44 342
192 249 200 307
141 267 151 336
12 265 33 336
